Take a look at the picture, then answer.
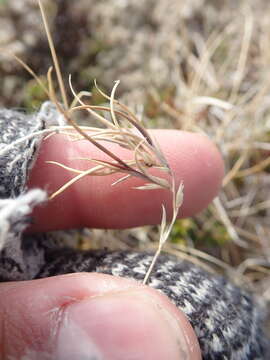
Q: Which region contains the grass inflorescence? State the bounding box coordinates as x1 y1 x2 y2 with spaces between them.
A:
4 0 184 285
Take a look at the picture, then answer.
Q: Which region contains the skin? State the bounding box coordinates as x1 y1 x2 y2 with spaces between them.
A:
0 130 224 359
28 130 223 231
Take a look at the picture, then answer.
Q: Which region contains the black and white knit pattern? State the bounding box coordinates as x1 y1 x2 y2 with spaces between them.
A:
0 109 43 198
0 104 64 279
0 108 48 280
0 106 269 359
35 247 269 360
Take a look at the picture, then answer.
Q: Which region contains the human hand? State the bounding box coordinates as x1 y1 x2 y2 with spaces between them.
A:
0 130 223 359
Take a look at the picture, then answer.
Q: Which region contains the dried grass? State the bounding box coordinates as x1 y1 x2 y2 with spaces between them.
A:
2 0 185 285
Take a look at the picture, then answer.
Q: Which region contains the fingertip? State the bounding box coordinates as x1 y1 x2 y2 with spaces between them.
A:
165 130 224 216
27 130 224 230
0 273 201 359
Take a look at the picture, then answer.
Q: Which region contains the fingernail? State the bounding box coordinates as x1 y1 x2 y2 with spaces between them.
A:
55 290 191 360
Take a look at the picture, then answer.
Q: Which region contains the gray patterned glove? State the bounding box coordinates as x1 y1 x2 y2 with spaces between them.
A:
0 106 269 359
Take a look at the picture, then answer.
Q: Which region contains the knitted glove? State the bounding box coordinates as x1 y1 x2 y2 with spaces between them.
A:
0 105 269 359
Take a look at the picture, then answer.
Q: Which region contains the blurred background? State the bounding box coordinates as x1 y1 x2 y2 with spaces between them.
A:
0 0 270 322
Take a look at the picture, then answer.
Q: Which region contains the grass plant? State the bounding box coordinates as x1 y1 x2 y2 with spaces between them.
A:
3 0 184 285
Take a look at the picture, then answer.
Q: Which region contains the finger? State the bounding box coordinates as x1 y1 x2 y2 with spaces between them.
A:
28 130 224 231
0 273 201 359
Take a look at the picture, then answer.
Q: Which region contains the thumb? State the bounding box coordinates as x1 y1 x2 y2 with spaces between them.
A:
0 273 201 360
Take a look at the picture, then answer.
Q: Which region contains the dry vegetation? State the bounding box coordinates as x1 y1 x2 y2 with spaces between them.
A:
0 0 270 309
